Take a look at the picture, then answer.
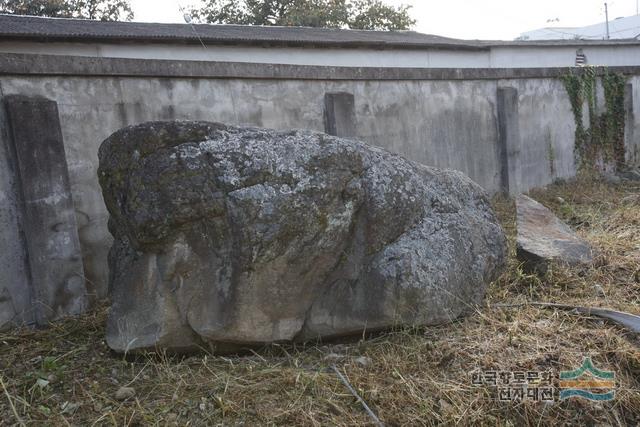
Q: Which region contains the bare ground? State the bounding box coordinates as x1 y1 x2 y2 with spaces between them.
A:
1 177 639 426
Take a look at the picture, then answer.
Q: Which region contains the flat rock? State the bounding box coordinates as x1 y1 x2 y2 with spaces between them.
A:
516 194 593 273
115 386 135 401
354 356 372 367
98 121 507 353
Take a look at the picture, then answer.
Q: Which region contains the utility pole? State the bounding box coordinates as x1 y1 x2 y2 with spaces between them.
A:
604 2 610 39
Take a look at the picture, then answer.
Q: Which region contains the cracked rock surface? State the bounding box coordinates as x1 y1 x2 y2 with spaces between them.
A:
98 121 507 353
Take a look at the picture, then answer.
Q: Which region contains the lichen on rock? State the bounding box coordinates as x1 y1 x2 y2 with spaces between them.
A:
98 121 507 353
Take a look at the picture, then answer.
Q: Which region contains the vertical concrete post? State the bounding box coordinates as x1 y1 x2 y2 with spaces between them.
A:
497 87 521 195
4 95 87 326
0 93 33 331
624 83 636 166
324 92 357 137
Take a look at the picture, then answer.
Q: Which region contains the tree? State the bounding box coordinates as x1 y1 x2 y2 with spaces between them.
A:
190 0 415 30
0 0 134 21
67 0 133 20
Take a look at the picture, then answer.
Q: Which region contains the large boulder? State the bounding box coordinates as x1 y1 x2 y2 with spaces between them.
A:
99 121 507 353
516 194 593 273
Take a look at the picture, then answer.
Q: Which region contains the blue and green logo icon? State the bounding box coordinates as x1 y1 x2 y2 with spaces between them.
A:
559 357 615 401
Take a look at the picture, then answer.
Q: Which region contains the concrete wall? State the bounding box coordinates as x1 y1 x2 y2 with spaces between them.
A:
511 78 577 193
0 57 638 329
2 41 640 68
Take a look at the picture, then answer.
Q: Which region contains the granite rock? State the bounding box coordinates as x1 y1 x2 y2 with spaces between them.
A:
98 121 507 353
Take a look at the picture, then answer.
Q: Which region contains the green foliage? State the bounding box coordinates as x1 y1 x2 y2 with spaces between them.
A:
602 72 627 168
0 0 66 17
69 0 133 20
546 129 556 177
0 0 133 21
190 0 415 30
344 0 415 30
562 67 627 173
562 73 584 133
41 356 61 374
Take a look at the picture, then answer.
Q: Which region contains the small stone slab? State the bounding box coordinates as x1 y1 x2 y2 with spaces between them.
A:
516 194 593 273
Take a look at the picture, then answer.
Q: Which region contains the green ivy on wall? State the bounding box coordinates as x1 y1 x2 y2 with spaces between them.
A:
562 66 627 173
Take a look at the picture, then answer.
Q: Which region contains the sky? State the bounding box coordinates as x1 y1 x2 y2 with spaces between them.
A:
131 0 640 40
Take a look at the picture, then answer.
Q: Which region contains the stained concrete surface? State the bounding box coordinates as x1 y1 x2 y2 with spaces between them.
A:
0 73 636 319
4 95 87 326
0 91 32 330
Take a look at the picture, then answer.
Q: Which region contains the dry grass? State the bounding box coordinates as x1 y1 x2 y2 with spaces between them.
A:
1 178 639 426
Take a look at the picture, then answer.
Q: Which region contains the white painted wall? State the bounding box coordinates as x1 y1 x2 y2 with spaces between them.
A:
0 41 491 68
490 45 640 68
3 40 639 68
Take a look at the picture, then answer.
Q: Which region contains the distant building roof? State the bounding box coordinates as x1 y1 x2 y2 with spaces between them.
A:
0 14 485 50
518 14 640 40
